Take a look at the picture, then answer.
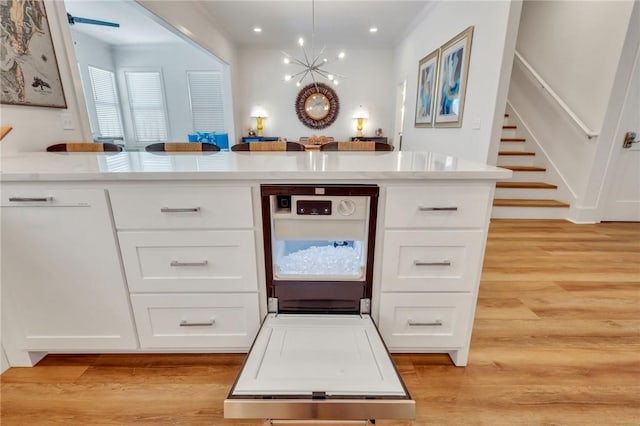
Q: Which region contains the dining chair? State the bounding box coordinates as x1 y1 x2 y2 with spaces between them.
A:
46 142 123 152
145 142 220 152
319 141 394 151
231 141 305 151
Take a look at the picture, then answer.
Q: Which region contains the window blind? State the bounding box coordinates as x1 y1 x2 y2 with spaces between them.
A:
125 71 168 143
187 71 225 133
87 66 124 138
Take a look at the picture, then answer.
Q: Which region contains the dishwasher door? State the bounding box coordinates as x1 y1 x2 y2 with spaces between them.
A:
224 314 415 421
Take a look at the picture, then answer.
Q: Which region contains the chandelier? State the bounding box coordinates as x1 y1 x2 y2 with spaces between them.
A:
282 0 345 88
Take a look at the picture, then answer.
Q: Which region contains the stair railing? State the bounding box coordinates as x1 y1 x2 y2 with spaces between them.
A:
514 50 599 140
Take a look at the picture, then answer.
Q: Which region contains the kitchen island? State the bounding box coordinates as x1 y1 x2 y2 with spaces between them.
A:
1 151 511 369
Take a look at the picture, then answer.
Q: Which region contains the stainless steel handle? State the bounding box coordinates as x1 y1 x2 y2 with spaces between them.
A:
170 260 208 267
418 206 458 211
179 320 215 327
408 319 443 327
9 197 53 202
414 260 451 266
160 207 201 213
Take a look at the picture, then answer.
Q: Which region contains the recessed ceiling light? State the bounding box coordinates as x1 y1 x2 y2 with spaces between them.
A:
369 27 378 33
253 27 262 33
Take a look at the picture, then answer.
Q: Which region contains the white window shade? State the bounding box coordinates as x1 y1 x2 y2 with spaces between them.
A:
187 71 225 133
125 71 168 143
88 66 123 138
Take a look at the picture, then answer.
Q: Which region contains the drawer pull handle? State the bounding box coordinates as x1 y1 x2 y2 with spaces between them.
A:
408 320 443 327
418 206 458 212
170 260 209 267
414 260 451 267
180 320 215 327
161 207 201 213
9 197 53 202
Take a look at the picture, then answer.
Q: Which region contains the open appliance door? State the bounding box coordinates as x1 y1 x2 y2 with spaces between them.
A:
225 313 414 421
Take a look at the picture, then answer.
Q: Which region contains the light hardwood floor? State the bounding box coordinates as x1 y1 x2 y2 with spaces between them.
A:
2 219 639 425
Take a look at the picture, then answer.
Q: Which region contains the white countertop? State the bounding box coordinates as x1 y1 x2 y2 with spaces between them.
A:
0 151 512 182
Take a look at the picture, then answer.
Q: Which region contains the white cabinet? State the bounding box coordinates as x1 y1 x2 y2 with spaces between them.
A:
131 293 260 349
378 184 494 366
110 186 260 351
118 230 258 293
0 188 137 365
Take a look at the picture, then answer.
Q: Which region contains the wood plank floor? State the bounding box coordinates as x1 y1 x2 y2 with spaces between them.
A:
2 219 639 425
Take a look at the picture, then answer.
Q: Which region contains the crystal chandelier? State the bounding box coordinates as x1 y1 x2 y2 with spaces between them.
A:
282 0 345 88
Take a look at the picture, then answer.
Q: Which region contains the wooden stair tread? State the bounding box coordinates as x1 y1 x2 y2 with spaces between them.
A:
501 138 526 142
498 151 535 156
496 182 557 189
502 125 517 129
493 199 569 208
501 165 547 172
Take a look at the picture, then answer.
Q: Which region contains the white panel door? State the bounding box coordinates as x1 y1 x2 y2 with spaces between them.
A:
602 27 640 221
1 188 137 351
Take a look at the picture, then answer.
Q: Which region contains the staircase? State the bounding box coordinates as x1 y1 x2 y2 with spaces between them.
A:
492 113 570 219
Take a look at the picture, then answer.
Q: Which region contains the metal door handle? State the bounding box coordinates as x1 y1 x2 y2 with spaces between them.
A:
180 320 215 327
161 207 201 213
623 131 638 148
9 197 54 202
170 260 208 267
408 320 443 327
418 206 458 211
414 260 451 266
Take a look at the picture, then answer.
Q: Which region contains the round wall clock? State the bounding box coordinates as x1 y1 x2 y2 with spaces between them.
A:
295 83 340 129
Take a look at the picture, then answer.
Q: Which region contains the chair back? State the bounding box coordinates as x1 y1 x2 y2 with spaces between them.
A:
46 142 123 152
145 142 220 152
231 141 305 152
319 141 394 151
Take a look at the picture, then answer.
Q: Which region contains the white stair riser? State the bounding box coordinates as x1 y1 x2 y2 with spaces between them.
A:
491 206 568 220
501 128 518 138
497 155 535 167
499 142 527 151
502 171 547 182
495 188 558 199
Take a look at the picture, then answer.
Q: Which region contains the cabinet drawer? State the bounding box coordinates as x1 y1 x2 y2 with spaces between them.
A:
1 188 105 207
379 293 473 349
119 230 258 293
384 185 492 228
109 187 253 229
381 230 484 292
131 293 260 349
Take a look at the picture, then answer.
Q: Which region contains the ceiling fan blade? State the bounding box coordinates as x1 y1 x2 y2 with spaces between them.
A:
67 13 120 28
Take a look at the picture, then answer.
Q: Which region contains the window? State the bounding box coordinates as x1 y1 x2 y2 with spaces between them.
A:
87 66 124 138
187 71 225 133
124 71 168 143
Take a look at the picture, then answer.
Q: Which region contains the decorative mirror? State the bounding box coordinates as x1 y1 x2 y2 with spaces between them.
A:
295 83 340 129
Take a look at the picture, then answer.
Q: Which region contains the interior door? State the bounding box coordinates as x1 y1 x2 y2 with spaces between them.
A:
224 314 415 421
601 21 640 221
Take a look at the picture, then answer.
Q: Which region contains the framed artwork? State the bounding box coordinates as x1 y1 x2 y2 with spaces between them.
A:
435 26 473 127
0 0 67 108
414 49 439 127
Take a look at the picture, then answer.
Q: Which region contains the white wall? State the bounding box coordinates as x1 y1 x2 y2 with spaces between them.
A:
71 30 117 140
0 0 91 153
114 43 226 145
236 47 394 143
395 1 517 163
516 0 634 132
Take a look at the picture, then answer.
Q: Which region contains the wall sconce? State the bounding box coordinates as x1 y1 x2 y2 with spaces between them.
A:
352 105 369 137
250 106 268 136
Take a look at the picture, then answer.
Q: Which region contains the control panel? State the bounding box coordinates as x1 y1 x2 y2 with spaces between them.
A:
296 200 332 215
